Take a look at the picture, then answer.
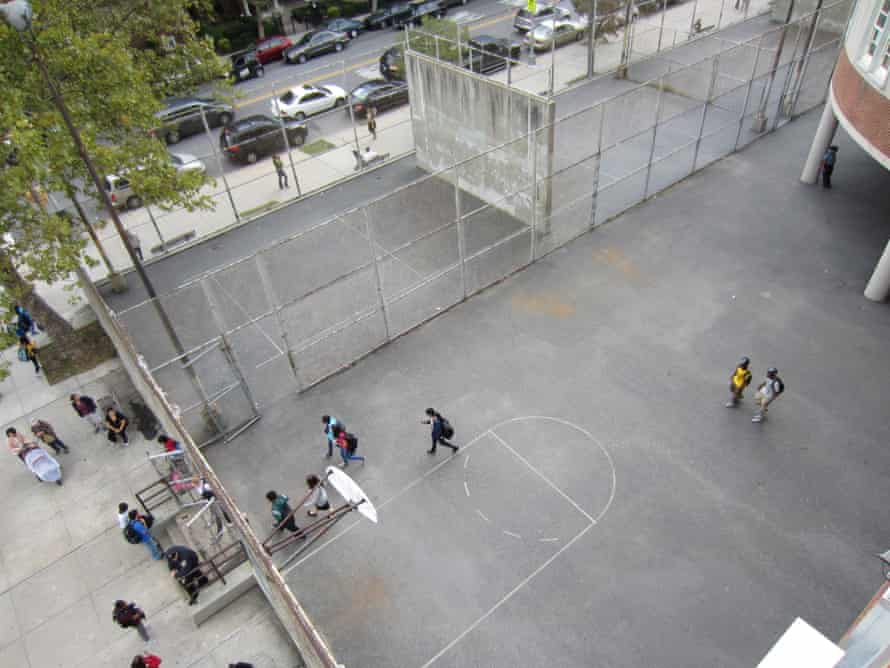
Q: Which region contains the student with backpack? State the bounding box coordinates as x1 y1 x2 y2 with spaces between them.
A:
266 490 304 536
18 335 39 374
333 425 365 467
132 654 162 668
423 408 458 455
820 145 838 188
125 510 163 560
753 367 785 423
113 600 150 641
70 393 103 432
322 415 343 458
725 356 753 407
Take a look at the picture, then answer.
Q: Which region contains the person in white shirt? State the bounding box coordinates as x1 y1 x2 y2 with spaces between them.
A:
753 367 784 423
362 146 379 166
304 474 330 517
117 502 130 529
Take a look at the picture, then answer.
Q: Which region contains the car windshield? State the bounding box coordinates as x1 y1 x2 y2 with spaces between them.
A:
533 25 553 36
280 91 296 104
517 9 533 17
351 84 380 100
296 33 312 46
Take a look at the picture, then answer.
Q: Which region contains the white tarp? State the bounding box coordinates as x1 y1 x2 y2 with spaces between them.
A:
758 617 844 668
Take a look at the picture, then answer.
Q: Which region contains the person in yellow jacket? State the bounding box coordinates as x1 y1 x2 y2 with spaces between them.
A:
725 356 752 407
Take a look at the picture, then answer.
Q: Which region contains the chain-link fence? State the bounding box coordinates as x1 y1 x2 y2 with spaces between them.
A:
113 0 843 430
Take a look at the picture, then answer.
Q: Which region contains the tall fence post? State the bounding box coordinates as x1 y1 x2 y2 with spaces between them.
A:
692 55 721 172
199 106 240 222
255 251 303 393
773 15 808 131
752 0 796 132
734 39 765 150
643 81 664 199
453 168 468 299
144 206 167 254
362 208 393 340
589 103 606 229
219 331 261 415
657 0 668 52
272 87 303 198
787 1 825 116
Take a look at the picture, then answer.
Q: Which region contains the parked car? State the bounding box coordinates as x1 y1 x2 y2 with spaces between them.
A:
103 173 142 210
464 35 522 74
380 46 405 81
392 0 447 28
513 4 570 32
255 35 294 64
169 152 206 175
524 16 588 51
364 4 413 29
349 79 409 117
219 115 307 164
271 84 347 120
284 30 350 64
229 51 265 83
325 18 364 38
154 97 234 145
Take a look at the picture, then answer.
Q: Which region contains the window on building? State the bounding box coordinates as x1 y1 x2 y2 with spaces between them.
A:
865 0 890 76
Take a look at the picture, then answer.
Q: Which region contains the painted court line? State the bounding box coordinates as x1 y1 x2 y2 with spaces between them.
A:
489 429 597 524
503 530 522 539
475 509 490 523
464 481 471 497
419 523 595 668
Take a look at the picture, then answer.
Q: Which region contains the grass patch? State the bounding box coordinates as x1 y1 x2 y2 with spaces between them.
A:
40 320 117 385
240 200 280 218
300 139 336 156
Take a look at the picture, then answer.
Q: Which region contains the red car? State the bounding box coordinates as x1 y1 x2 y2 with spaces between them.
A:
255 35 294 64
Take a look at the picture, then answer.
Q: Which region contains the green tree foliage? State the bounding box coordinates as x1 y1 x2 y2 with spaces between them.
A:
403 17 471 66
0 0 229 334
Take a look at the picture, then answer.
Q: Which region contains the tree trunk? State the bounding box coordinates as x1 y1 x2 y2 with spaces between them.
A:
256 3 266 39
0 250 74 342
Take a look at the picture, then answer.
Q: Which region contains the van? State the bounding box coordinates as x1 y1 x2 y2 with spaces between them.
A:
104 174 142 210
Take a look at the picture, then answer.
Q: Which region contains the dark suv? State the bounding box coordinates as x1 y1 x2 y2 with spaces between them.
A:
219 115 307 165
392 0 446 28
464 35 522 74
364 4 413 29
155 97 234 145
380 46 405 81
230 51 265 83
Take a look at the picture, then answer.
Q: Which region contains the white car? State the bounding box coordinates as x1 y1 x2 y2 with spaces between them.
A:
270 84 348 121
169 152 206 174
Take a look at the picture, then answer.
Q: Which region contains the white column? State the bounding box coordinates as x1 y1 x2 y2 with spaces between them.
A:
800 99 838 183
865 240 890 302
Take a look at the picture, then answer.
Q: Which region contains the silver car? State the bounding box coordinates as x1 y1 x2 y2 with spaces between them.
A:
524 16 588 51
513 4 570 32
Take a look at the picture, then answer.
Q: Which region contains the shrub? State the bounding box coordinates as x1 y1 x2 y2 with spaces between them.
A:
327 5 342 18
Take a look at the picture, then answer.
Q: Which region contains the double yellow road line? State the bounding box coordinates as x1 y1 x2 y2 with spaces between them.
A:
234 10 515 109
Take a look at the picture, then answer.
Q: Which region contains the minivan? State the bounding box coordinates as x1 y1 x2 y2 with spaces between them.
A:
103 173 142 210
219 115 308 165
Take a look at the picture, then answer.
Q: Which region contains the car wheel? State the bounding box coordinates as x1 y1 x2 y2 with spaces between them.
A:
218 112 233 126
298 53 307 64
256 67 265 77
246 151 258 164
165 129 180 145
295 111 306 121
126 195 143 210
335 42 343 52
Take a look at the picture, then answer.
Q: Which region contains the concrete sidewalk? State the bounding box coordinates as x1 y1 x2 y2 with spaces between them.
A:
0 358 300 668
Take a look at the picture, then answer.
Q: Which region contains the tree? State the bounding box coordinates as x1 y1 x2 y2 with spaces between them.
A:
0 0 228 336
401 17 470 66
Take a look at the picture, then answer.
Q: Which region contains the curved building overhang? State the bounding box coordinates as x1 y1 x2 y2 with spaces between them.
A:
831 48 890 171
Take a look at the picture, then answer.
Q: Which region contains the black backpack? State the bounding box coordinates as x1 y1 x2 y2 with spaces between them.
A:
123 523 141 544
344 432 358 453
774 377 785 395
440 417 454 440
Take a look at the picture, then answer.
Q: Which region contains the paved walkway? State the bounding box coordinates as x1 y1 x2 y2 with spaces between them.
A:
0 357 300 668
203 106 890 668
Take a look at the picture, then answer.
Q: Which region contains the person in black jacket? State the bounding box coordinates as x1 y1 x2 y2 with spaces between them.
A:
165 545 203 605
422 408 458 455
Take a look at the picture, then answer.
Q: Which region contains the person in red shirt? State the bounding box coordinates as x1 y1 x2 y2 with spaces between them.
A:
131 653 162 668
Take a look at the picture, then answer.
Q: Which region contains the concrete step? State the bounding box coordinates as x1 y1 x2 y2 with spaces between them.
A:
191 559 258 626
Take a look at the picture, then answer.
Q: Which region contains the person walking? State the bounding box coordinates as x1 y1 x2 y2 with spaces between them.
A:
422 408 458 454
132 654 162 668
126 229 144 262
266 490 304 536
272 154 288 189
30 418 70 454
13 304 38 337
105 406 130 445
322 415 342 458
117 501 131 529
6 427 34 456
70 393 103 432
367 107 377 141
752 367 785 423
821 145 838 188
19 335 40 374
304 474 330 517
113 600 150 641
725 357 753 407
165 545 204 605
127 510 163 560
333 425 365 467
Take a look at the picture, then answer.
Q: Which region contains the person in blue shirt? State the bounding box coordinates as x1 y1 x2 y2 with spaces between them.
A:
127 511 163 560
322 415 341 458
